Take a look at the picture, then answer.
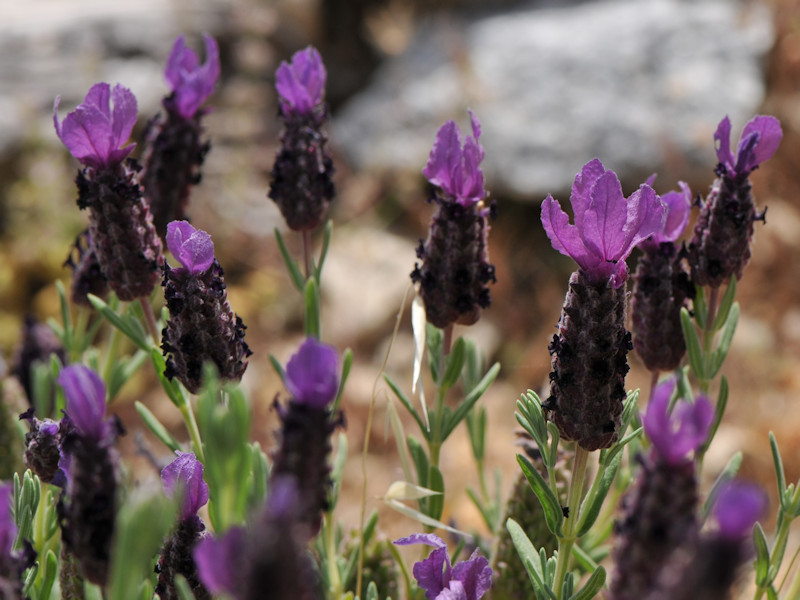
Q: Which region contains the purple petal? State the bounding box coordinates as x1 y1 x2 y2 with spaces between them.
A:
394 534 451 600
423 120 462 193
284 338 339 409
57 365 106 441
714 115 734 169
713 481 767 539
569 158 607 232
275 46 326 115
654 182 692 244
643 378 713 464
0 484 15 555
581 170 629 260
165 35 220 119
439 581 468 600
540 195 595 271
619 184 666 255
423 113 486 206
53 82 137 168
194 527 245 596
161 451 209 521
166 221 215 274
739 115 782 171
451 550 492 600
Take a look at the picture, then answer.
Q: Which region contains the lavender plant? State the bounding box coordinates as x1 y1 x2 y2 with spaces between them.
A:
0 31 797 600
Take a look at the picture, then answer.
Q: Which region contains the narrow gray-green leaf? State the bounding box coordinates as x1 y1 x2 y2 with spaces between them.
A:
442 362 500 439
753 522 770 586
517 454 563 537
710 302 739 377
713 277 737 331
440 337 466 391
304 278 321 339
680 307 705 380
577 450 622 537
506 518 556 598
274 227 305 292
135 401 182 453
568 565 606 600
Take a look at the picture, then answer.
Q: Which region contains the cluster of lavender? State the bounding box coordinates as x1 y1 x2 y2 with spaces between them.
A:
0 27 796 600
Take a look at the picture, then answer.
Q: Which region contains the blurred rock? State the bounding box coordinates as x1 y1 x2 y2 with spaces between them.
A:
334 0 775 198
0 0 231 154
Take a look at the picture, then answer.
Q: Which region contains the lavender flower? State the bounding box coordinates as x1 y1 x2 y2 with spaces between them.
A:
155 452 211 600
19 408 68 486
270 338 340 539
609 377 711 600
54 83 163 301
643 481 767 600
57 365 122 586
393 533 492 600
631 183 693 371
63 229 109 307
542 159 664 450
0 483 36 600
141 35 219 237
193 478 321 600
712 480 766 540
269 46 335 231
411 111 496 329
161 221 251 394
643 378 713 465
10 314 66 406
689 115 782 287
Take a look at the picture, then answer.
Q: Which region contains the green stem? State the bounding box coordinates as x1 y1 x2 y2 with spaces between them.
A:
302 229 313 281
138 297 161 344
324 514 343 598
179 401 205 464
699 285 719 395
553 446 589 600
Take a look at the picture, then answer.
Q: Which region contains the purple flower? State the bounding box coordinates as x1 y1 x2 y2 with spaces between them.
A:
394 533 492 600
715 115 782 178
166 220 214 274
193 525 245 596
423 111 486 207
643 378 713 465
165 34 220 120
713 481 767 539
541 159 665 288
161 451 209 522
275 47 326 116
645 182 692 247
285 338 339 409
53 83 137 170
0 484 14 556
57 365 107 442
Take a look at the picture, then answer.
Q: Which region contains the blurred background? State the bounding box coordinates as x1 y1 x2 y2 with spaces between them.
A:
1 0 799 556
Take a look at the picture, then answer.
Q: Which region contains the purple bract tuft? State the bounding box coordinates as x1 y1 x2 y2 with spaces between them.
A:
423 110 486 207
161 451 209 522
275 47 326 116
57 365 107 442
284 338 339 409
643 378 713 465
193 525 244 596
715 115 783 178
394 533 492 600
541 159 665 288
53 83 137 170
645 182 692 247
166 221 214 274
165 34 220 120
713 481 767 539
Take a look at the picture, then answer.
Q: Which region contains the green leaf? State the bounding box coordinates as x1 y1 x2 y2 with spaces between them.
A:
701 451 742 521
693 284 707 330
442 362 500 440
440 337 466 391
151 349 187 410
314 220 334 281
88 293 150 351
38 549 58 600
770 433 787 502
753 521 770 586
568 565 606 600
710 302 739 378
506 518 557 599
517 454 563 537
365 581 379 600
304 278 321 339
384 375 426 437
713 277 737 331
274 227 305 292
135 401 182 453
466 406 487 463
577 450 623 537
331 348 352 415
173 575 195 600
408 436 430 489
701 376 728 453
108 492 178 600
384 499 466 536
426 466 445 521
426 324 444 385
329 433 348 510
268 353 287 383
516 392 549 460
680 307 705 380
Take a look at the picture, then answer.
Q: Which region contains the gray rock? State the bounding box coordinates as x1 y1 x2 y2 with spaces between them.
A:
333 0 775 198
